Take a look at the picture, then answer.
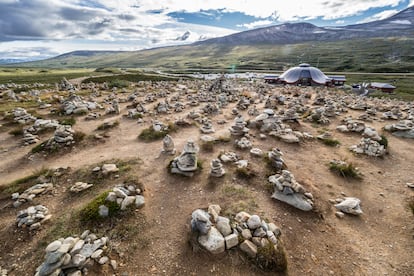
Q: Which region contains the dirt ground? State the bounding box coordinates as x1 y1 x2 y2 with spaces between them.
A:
0 80 413 276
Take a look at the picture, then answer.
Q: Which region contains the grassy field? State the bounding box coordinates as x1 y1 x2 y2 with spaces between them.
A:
345 73 414 100
16 37 414 73
0 68 99 84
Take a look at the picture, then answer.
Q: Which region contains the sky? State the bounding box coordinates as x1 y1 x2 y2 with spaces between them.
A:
0 0 413 61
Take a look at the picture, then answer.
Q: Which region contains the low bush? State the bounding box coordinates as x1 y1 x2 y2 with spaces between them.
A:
96 120 119 131
255 241 288 272
79 191 121 223
329 161 361 179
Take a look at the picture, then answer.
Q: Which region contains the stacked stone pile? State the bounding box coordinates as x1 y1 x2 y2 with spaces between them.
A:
210 159 225 177
267 148 286 172
349 138 386 157
12 183 53 208
190 205 286 271
35 231 116 276
104 183 145 213
384 120 414 139
229 115 249 136
16 205 51 230
170 140 199 177
269 170 314 211
12 107 36 124
336 118 366 133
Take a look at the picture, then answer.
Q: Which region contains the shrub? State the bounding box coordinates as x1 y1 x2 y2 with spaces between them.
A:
235 167 256 179
200 141 215 152
319 138 341 147
96 120 119 131
138 123 176 142
109 79 129 89
378 135 388 149
329 161 361 179
79 191 121 222
73 131 86 143
255 241 288 272
60 117 76 126
31 141 47 153
9 127 24 136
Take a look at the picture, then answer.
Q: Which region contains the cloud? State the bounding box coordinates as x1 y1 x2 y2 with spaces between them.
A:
237 20 274 29
335 20 345 24
357 9 399 23
0 0 409 60
134 0 404 20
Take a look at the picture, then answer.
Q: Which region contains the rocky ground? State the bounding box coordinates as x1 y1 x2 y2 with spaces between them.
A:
0 77 413 275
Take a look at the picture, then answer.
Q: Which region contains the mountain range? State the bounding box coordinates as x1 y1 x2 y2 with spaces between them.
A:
10 6 414 72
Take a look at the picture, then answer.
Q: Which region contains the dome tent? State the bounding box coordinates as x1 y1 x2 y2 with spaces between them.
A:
278 63 332 86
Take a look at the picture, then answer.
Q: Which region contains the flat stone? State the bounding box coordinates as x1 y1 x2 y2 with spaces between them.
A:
98 256 109 265
239 240 257 258
121 196 135 210
110 259 118 270
70 240 85 254
335 211 345 219
198 227 225 254
272 191 313 211
46 240 62 252
224 233 239 249
91 249 103 259
101 164 119 175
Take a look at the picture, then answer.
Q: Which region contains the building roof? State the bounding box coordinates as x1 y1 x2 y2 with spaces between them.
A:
278 63 331 85
370 82 396 89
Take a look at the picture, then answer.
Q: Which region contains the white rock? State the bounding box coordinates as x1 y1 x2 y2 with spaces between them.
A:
198 227 225 254
46 240 62 252
224 233 239 249
216 216 232 237
239 240 257 258
135 195 145 209
247 215 261 229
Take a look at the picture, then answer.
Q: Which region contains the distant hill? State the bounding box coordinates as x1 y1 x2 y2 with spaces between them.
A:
199 6 414 45
14 6 414 72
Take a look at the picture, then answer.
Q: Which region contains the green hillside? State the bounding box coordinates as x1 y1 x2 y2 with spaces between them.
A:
17 37 414 73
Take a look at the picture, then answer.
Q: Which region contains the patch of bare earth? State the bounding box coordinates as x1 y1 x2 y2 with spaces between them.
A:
0 83 413 276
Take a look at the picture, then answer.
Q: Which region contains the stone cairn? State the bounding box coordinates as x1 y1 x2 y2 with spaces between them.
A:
35 231 116 276
229 115 249 136
12 107 36 124
12 183 53 208
103 183 145 214
268 170 314 211
235 136 252 150
170 139 199 177
161 134 176 155
16 205 51 231
199 117 215 134
219 151 239 163
384 120 414 139
190 205 286 271
267 148 286 172
210 159 225 177
349 138 386 157
336 118 365 133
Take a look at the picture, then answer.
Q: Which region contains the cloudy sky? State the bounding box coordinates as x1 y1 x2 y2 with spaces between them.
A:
0 0 413 61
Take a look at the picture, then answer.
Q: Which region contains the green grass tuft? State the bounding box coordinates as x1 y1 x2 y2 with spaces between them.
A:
79 191 121 222
255 241 288 272
138 123 177 142
378 135 388 149
329 161 361 179
8 127 24 136
60 117 76 126
319 138 341 147
96 120 119 131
